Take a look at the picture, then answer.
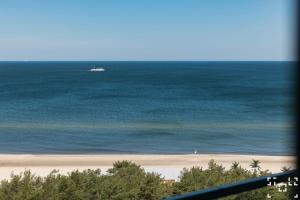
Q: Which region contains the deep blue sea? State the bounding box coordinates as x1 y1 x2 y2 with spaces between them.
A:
0 61 295 155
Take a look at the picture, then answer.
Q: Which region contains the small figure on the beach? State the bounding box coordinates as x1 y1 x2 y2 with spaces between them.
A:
194 149 198 154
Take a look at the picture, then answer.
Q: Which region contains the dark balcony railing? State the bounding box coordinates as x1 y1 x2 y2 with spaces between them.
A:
165 170 298 200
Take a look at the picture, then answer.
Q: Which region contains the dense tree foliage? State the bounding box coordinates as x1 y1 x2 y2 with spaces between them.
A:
0 160 294 200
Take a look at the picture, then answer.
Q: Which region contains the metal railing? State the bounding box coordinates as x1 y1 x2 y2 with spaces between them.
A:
165 170 297 200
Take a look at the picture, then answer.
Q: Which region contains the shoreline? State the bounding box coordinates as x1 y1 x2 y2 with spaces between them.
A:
0 153 295 166
0 154 296 181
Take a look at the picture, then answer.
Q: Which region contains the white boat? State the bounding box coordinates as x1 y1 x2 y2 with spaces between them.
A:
89 67 105 72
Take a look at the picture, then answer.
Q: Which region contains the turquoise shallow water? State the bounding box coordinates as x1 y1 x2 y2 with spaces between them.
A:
0 61 295 155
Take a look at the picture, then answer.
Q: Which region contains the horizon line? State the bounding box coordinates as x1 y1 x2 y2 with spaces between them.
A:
0 60 295 62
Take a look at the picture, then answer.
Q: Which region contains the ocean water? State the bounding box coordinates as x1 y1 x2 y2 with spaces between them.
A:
0 61 295 155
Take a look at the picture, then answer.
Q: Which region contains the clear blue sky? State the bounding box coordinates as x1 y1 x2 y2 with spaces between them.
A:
0 0 295 61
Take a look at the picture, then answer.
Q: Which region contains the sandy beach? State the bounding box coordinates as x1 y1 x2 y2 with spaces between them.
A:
0 154 295 181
